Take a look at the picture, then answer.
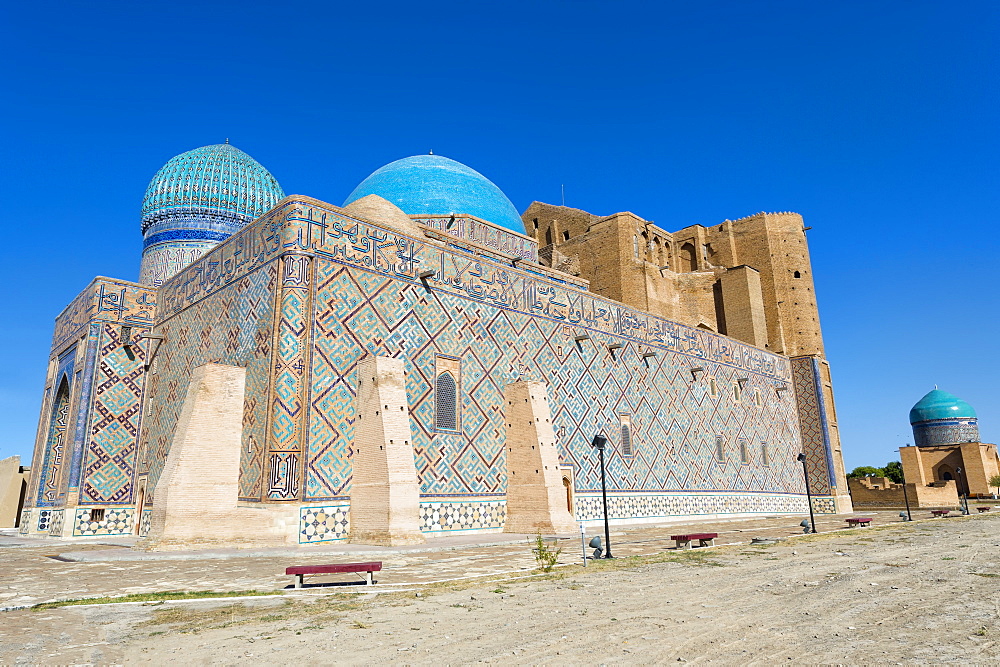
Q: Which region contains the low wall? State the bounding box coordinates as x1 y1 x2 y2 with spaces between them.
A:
849 477 959 509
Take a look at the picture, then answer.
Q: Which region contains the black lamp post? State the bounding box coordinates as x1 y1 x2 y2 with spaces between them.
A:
797 453 817 533
956 466 970 515
591 433 613 558
898 448 912 521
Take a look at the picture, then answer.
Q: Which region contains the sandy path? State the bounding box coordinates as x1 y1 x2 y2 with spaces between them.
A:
3 514 998 664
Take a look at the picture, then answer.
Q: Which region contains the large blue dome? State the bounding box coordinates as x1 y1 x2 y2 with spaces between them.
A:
909 389 977 423
138 143 284 286
343 155 525 233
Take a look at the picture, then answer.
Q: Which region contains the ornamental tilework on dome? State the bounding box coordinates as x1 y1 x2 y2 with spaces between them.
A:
139 143 284 286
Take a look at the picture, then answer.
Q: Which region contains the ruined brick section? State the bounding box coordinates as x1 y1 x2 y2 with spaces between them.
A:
349 356 425 545
719 266 767 348
848 476 960 509
503 381 578 535
523 204 825 357
141 364 296 551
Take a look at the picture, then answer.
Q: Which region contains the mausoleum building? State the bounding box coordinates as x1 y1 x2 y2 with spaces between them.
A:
20 145 851 547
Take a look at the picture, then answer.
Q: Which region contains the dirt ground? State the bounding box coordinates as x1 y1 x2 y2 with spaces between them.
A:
2 513 999 664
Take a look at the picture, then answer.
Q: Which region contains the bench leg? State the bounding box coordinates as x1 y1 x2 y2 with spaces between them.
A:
294 574 303 589
699 539 714 547
682 540 692 550
365 571 373 586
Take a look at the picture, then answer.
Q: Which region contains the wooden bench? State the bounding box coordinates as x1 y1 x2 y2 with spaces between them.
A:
671 533 718 549
976 506 993 513
285 561 382 588
931 510 950 517
846 517 872 527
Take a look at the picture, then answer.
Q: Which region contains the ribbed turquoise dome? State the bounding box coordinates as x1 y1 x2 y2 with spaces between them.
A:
138 143 284 286
343 155 525 233
141 143 284 237
909 389 977 424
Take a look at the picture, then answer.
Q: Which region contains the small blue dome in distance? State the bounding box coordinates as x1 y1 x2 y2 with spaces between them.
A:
343 155 525 234
909 389 977 424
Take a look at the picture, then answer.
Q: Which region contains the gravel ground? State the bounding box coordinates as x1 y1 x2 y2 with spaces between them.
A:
2 512 997 664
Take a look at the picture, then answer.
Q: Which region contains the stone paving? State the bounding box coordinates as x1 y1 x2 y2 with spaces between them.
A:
0 509 931 610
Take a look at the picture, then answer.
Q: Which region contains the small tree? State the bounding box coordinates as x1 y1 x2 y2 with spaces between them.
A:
883 461 904 484
847 465 885 479
989 474 1000 496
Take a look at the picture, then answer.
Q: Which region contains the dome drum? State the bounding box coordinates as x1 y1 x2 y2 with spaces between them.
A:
138 143 284 286
909 389 981 447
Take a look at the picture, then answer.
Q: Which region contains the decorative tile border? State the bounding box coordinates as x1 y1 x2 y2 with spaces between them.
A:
419 499 506 533
73 507 133 536
37 510 51 532
573 492 813 522
299 504 350 543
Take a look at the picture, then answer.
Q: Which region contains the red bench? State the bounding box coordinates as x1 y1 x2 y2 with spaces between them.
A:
285 561 382 588
977 506 992 513
671 533 718 549
931 510 950 517
846 517 872 527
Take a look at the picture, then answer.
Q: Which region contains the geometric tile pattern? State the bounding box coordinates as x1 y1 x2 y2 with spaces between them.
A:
791 357 834 495
419 499 506 532
265 255 310 500
80 324 146 504
139 509 152 537
18 509 31 535
142 259 279 503
73 507 134 536
305 250 804 502
37 510 51 532
47 509 65 536
573 492 812 521
298 505 350 543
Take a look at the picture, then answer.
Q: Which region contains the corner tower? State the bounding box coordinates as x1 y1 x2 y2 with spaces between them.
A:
138 143 284 286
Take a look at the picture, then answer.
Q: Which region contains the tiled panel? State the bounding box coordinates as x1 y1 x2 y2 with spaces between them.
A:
419 499 506 532
298 504 350 543
73 507 134 536
79 324 147 504
791 357 834 495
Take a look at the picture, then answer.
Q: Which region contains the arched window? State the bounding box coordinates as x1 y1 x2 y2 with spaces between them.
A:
435 371 458 431
680 242 697 271
793 271 801 278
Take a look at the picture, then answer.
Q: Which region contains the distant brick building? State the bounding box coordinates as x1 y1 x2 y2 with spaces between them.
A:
20 146 850 548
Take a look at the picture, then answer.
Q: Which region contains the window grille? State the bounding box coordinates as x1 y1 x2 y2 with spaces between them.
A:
621 423 633 457
739 438 749 464
715 435 726 462
761 441 770 466
435 371 458 431
89 508 105 522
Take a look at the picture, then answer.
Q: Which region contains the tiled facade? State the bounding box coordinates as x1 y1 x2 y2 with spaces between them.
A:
23 156 849 544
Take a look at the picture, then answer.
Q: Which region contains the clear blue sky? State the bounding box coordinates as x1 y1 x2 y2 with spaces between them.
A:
2 1 996 471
